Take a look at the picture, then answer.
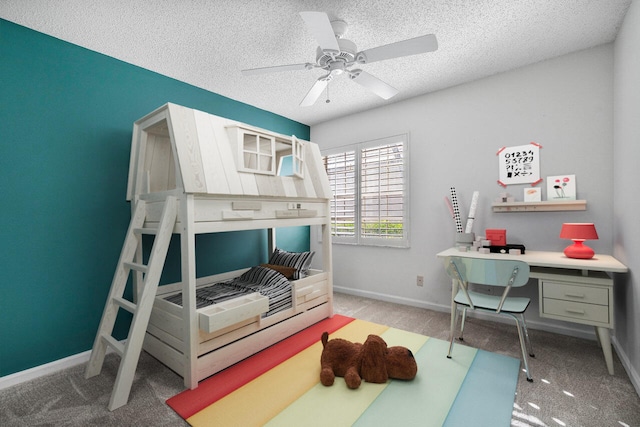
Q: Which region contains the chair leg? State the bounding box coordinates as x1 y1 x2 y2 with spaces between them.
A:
514 316 533 382
520 314 534 357
459 307 467 341
447 305 459 359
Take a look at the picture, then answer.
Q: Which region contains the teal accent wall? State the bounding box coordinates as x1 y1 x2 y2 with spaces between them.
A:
0 19 310 377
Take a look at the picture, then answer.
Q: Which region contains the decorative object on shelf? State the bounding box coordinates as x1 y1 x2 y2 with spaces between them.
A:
485 229 507 246
547 174 576 200
524 187 541 202
497 142 542 187
449 187 464 233
559 222 599 259
455 232 475 249
495 192 514 203
446 188 480 248
464 191 479 233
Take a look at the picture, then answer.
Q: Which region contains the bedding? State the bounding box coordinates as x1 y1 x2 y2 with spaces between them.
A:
268 248 314 279
261 263 296 279
164 266 292 317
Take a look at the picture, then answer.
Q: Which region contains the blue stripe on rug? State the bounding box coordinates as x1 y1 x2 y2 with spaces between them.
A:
353 337 519 427
353 337 479 427
443 349 520 427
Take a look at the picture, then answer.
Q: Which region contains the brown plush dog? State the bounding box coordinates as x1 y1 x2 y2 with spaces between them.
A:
319 332 418 389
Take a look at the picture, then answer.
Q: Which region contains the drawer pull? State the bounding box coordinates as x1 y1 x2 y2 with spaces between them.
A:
564 293 586 298
565 308 586 315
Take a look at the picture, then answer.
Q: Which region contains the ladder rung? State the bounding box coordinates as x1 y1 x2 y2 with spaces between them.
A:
101 335 125 357
113 296 137 314
123 261 148 273
133 227 159 235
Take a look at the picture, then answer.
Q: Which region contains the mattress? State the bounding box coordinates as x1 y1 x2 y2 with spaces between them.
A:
164 265 292 317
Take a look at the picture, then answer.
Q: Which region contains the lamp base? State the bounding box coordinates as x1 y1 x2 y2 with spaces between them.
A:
563 240 595 259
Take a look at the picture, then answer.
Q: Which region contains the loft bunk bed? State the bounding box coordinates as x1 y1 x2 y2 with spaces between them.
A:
85 103 333 410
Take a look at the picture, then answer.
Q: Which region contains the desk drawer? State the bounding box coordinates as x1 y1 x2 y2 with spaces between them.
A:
542 298 609 324
542 281 608 305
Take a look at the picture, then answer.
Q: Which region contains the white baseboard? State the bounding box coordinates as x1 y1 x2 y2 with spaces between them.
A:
612 336 640 396
334 286 451 313
0 349 92 391
0 342 124 391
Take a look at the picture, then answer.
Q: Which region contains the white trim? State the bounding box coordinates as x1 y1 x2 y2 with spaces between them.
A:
612 336 640 397
0 343 122 391
333 286 450 313
0 350 92 390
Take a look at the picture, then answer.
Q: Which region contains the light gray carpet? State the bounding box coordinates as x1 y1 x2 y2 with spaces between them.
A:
1 292 639 426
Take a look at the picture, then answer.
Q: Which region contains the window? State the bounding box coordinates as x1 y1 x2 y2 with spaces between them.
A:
239 130 275 175
323 135 409 248
231 126 305 178
277 136 304 178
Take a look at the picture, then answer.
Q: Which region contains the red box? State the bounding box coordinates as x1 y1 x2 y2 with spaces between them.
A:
485 229 507 246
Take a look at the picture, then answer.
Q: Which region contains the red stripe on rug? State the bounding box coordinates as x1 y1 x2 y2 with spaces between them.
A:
166 314 354 419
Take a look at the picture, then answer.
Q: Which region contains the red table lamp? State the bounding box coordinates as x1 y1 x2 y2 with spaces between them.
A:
559 223 599 259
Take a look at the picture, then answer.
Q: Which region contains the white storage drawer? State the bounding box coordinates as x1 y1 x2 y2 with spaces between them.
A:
198 292 269 333
542 282 608 305
542 298 609 324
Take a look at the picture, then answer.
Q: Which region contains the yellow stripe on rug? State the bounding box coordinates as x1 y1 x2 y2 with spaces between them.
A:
265 328 429 427
187 319 389 427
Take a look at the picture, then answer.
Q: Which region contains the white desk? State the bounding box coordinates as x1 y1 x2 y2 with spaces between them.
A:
436 248 628 375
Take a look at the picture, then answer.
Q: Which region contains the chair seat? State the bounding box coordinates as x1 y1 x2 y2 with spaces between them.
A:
454 289 531 313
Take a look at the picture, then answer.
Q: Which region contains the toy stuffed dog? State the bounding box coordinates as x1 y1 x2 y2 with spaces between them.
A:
319 332 418 389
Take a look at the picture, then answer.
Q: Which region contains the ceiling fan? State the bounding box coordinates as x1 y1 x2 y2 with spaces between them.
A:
241 11 438 107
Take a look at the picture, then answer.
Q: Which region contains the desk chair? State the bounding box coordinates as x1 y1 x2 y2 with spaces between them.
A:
445 256 534 382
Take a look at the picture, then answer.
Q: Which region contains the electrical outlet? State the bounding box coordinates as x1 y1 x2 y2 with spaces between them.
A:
417 275 424 287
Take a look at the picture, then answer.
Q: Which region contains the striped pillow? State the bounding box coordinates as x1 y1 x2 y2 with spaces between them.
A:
268 248 314 280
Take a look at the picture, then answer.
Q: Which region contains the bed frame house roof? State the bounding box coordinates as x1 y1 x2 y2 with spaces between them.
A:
126 102 331 202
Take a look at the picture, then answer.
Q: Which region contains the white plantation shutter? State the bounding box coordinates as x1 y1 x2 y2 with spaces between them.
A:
324 150 356 239
360 142 405 240
323 135 409 248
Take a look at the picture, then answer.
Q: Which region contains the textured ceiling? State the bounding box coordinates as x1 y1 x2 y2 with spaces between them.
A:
0 0 632 126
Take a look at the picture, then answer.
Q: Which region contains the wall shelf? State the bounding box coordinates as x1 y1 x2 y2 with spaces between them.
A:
492 200 587 213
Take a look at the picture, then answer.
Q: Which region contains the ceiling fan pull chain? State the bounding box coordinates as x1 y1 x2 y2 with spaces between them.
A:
326 85 331 103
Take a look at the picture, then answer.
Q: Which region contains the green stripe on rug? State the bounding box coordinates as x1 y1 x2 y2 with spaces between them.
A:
443 350 519 427
353 337 478 427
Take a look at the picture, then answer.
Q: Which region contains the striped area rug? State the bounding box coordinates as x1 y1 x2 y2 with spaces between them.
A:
167 315 519 427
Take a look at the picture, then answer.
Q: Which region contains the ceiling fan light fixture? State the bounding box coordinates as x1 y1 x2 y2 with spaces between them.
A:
243 11 437 106
316 38 357 67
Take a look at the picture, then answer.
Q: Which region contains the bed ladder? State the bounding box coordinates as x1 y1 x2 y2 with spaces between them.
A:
84 195 178 411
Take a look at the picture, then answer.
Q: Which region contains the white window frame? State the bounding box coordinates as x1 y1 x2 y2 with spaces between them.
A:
323 134 410 248
238 129 276 175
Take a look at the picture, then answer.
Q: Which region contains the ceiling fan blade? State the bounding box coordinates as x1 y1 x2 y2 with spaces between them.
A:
300 11 340 52
242 63 312 76
300 78 330 107
358 34 438 64
349 70 399 100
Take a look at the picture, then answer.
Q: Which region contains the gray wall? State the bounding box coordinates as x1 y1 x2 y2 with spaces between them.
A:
613 0 640 393
310 42 635 373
